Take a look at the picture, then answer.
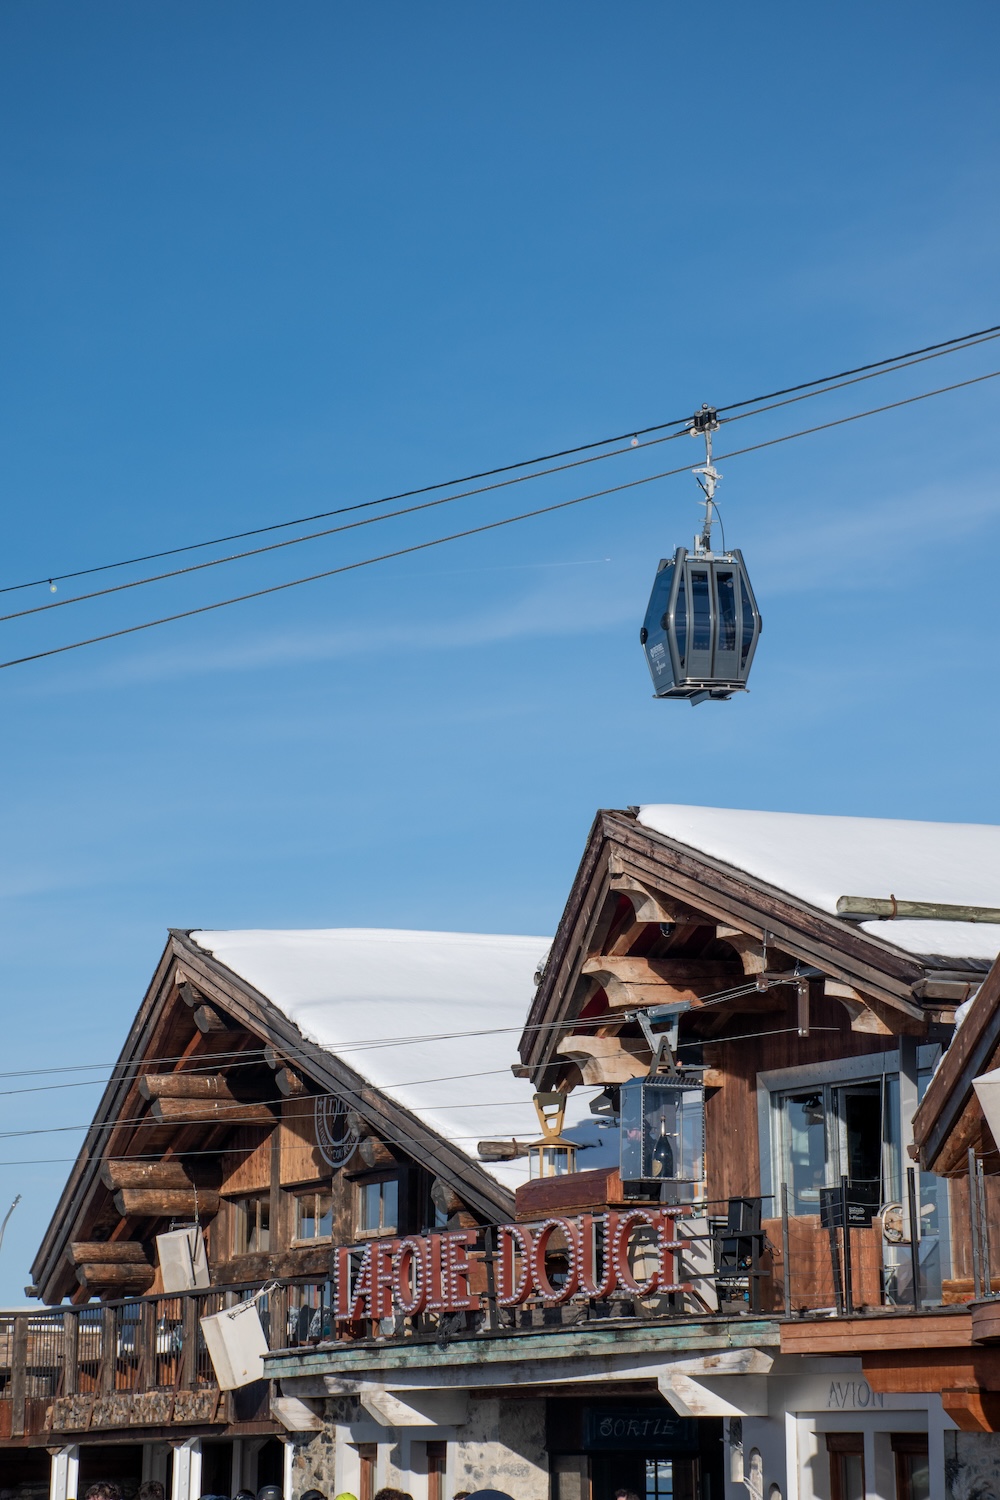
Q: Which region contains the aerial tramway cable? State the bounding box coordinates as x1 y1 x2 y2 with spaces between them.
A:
2 320 998 601
1 365 996 673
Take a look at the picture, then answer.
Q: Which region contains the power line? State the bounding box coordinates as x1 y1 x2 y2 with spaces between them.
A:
3 365 997 673
3 321 998 601
6 327 996 629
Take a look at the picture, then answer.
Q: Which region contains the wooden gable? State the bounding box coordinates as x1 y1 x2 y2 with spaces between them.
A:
517 809 971 1209
912 952 1000 1175
30 930 514 1304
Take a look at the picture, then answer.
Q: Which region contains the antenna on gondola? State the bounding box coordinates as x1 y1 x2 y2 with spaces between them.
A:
639 404 762 704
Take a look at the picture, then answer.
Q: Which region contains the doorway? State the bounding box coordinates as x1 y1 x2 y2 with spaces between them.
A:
590 1453 699 1500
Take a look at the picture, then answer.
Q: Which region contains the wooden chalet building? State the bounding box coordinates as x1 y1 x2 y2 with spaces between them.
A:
2 927 551 1500
8 802 1000 1500
267 805 1000 1500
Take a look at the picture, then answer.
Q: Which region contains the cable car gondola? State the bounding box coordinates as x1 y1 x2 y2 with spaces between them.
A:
640 406 762 704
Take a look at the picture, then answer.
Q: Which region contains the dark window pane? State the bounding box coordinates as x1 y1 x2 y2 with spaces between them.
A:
740 573 755 666
691 571 711 651
716 571 736 652
675 576 687 663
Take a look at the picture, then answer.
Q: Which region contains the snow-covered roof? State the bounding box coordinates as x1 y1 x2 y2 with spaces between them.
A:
637 804 1000 964
189 927 601 1192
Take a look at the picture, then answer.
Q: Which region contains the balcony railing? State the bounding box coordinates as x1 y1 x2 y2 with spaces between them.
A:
0 1280 330 1442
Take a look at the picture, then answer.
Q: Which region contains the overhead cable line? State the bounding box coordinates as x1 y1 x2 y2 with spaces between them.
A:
2 321 998 600
6 329 998 629
3 365 997 673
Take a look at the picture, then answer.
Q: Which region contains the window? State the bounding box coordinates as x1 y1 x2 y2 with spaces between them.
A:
826 1433 865 1500
357 1176 399 1235
775 1076 901 1217
893 1435 929 1500
295 1189 333 1241
646 1459 674 1500
427 1441 447 1500
675 575 688 664
716 571 737 652
356 1443 377 1500
231 1194 270 1255
691 570 711 651
740 573 755 666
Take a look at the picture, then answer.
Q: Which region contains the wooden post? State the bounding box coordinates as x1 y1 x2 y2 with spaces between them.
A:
10 1315 27 1437
181 1295 198 1390
481 1228 500 1331
138 1298 155 1392
906 1167 921 1311
268 1284 288 1352
100 1306 116 1394
978 1157 993 1296
969 1147 983 1301
780 1183 792 1318
62 1310 79 1397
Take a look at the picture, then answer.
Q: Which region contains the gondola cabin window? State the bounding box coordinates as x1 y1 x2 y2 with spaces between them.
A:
295 1189 333 1241
357 1176 399 1236
232 1193 270 1255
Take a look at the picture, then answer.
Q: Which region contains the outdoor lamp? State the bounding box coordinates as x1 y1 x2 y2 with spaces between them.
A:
528 1092 577 1179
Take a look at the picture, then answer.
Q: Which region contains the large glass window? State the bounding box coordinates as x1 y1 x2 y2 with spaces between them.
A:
716 571 737 652
691 570 712 651
775 1075 900 1217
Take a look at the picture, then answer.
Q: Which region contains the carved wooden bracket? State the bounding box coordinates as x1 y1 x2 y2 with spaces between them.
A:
555 1034 650 1084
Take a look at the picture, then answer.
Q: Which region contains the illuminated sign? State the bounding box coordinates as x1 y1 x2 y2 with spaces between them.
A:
331 1209 690 1329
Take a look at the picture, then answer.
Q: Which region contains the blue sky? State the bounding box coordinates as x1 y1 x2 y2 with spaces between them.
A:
0 0 998 1300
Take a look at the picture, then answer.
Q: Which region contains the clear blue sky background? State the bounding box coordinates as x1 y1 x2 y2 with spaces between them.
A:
0 0 998 1300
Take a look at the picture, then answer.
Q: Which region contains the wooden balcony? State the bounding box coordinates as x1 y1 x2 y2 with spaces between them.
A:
0 1280 327 1445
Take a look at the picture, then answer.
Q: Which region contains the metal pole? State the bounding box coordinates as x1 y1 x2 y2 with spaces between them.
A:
840 1176 854 1316
828 1218 844 1317
969 1147 983 1301
780 1182 792 1318
906 1167 921 1311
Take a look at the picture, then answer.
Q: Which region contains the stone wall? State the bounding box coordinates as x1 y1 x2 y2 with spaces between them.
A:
945 1431 1000 1500
451 1398 548 1500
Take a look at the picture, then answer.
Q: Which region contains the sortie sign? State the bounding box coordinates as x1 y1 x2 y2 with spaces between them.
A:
331 1209 689 1327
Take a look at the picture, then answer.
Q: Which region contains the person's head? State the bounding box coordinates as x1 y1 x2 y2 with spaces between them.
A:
138 1484 166 1500
333 1494 358 1500
300 1492 325 1500
257 1488 283 1500
84 1486 123 1500
234 1492 255 1500
614 1491 641 1500
373 1491 412 1500
453 1494 471 1499
463 1492 514 1500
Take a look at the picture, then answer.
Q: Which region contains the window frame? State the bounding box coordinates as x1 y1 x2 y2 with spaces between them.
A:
354 1172 400 1238
230 1193 271 1257
293 1187 334 1245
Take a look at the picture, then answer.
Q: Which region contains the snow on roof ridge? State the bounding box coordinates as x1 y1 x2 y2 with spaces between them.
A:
187 926 558 1194
635 802 1000 965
